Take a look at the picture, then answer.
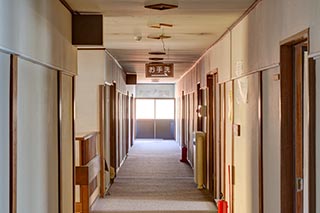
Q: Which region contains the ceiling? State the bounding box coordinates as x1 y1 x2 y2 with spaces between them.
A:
66 0 255 83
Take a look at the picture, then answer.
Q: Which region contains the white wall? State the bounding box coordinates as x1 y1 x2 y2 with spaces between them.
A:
262 68 280 213
0 1 76 212
0 0 77 73
17 58 59 213
0 51 10 213
76 50 106 133
233 73 260 213
60 74 74 213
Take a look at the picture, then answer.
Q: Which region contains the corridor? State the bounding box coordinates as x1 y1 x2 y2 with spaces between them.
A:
1 0 320 213
92 140 217 213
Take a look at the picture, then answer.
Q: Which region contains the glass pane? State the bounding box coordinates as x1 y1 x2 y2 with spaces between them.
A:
136 99 154 119
156 99 174 119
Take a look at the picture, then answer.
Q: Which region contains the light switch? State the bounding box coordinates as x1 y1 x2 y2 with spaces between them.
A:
233 124 240 136
273 73 280 81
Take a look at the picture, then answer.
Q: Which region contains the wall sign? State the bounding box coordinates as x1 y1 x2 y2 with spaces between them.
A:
145 63 174 78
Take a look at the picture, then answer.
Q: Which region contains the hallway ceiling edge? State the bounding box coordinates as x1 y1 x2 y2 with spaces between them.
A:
66 0 255 83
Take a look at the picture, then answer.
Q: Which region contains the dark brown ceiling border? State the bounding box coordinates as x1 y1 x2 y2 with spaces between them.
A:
59 0 75 14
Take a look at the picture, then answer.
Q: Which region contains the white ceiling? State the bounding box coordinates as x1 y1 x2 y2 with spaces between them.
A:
66 0 255 83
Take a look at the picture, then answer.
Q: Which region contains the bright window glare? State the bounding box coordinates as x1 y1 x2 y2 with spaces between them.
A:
156 100 174 119
136 99 154 119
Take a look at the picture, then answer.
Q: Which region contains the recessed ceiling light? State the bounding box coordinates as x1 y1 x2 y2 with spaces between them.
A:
144 3 178 10
148 51 166 55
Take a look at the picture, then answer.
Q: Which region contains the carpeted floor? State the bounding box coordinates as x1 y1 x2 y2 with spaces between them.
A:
92 139 217 213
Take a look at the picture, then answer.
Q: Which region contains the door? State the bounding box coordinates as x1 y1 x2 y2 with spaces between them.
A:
294 42 306 213
207 73 221 198
280 30 316 213
135 99 175 139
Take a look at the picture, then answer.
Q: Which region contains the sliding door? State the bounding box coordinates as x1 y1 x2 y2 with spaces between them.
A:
136 99 175 139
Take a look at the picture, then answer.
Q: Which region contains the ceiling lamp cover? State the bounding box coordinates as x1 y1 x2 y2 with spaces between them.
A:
144 3 178 10
148 51 166 55
147 34 171 40
150 23 173 29
149 57 164 61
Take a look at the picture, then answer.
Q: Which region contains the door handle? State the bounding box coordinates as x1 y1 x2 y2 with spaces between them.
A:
296 178 304 192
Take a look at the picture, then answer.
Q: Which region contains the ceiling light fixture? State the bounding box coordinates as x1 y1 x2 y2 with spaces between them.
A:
149 57 164 61
148 51 166 55
144 3 178 10
147 34 171 40
150 23 173 29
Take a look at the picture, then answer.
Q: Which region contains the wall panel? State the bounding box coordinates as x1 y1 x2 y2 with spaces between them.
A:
0 51 10 213
224 81 233 206
211 32 231 83
259 0 281 68
232 4 261 78
262 68 280 213
310 0 320 54
233 73 260 213
17 58 58 213
76 50 105 133
60 74 74 213
0 0 76 73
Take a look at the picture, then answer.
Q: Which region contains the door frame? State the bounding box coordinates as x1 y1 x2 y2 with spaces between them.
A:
280 29 316 213
206 70 221 198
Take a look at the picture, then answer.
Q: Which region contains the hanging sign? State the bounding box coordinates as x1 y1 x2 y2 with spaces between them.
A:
145 63 174 78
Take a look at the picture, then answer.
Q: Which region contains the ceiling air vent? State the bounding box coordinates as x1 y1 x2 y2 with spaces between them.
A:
144 3 178 10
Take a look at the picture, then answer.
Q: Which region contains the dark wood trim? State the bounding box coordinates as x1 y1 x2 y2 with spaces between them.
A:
308 57 316 213
99 85 106 197
10 54 18 213
280 29 309 46
258 72 264 213
59 0 74 14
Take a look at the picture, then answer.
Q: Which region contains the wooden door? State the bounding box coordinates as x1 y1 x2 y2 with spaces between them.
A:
109 83 117 178
280 30 316 213
294 42 307 213
207 73 220 198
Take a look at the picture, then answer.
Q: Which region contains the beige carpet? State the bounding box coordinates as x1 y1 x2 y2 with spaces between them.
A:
92 139 217 213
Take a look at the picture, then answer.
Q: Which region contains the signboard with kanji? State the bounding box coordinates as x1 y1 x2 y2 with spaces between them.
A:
145 63 174 78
